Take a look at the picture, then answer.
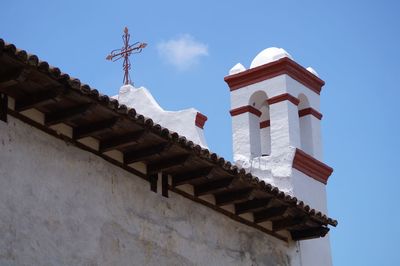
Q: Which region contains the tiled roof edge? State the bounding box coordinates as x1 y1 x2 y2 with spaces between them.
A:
0 38 337 227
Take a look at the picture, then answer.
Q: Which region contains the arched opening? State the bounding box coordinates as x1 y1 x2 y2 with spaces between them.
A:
248 91 271 157
298 94 313 155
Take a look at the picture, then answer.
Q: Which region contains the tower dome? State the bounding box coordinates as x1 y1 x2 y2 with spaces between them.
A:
250 47 293 68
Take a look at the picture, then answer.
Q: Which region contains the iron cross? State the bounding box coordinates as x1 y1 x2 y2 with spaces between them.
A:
106 27 147 85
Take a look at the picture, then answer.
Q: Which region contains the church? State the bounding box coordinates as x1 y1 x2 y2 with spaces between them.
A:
0 37 337 265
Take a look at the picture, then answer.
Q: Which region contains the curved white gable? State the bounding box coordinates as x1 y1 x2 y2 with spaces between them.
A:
114 85 208 148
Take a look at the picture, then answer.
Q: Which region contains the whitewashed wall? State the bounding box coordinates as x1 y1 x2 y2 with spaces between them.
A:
0 116 301 266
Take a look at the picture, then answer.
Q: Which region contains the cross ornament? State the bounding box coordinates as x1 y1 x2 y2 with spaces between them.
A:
106 27 147 85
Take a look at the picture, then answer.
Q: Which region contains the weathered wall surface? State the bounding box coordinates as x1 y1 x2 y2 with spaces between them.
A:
0 116 296 266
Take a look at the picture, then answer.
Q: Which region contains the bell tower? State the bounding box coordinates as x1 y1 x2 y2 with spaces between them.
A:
224 47 334 266
226 48 325 162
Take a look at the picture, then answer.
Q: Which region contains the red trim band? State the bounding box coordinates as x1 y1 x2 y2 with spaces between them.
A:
292 149 333 184
267 93 299 106
224 57 324 94
259 120 270 128
195 112 208 129
298 108 323 120
230 105 262 117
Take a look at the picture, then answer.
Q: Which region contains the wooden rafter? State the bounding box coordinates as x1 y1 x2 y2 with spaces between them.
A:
0 93 7 122
124 143 168 164
290 227 329 241
272 216 307 232
14 88 61 112
194 177 233 196
73 117 118 139
253 206 288 224
99 130 145 153
149 173 158 193
235 198 272 215
215 188 253 206
45 103 92 126
162 172 168 198
0 67 30 91
171 167 214 187
147 154 190 175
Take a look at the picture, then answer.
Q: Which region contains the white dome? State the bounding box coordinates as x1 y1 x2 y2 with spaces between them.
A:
229 63 246 75
250 47 293 69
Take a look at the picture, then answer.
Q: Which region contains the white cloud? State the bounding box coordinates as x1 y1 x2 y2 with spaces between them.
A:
157 34 208 70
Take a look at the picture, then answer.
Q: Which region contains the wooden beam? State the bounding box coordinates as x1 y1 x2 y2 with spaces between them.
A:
73 117 118 139
45 103 92 126
0 67 30 91
124 143 168 164
194 177 233 197
290 227 330 241
162 173 168 198
253 206 288 224
99 130 145 153
0 93 7 122
14 89 60 112
215 188 253 206
170 185 289 242
147 154 190 174
272 216 307 232
171 167 214 187
149 173 158 193
235 198 272 215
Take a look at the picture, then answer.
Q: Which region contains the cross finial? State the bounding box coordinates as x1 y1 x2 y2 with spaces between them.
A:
106 27 147 85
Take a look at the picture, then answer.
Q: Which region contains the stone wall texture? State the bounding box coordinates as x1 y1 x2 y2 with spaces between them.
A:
0 116 296 266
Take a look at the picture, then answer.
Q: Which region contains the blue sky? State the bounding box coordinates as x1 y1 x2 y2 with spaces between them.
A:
1 1 400 265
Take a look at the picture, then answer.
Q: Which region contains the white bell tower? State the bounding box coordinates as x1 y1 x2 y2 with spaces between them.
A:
227 48 325 163
225 47 334 266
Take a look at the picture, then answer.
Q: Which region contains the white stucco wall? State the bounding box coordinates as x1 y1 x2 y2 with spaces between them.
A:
291 169 328 214
299 236 332 266
230 75 287 109
287 76 322 160
285 76 320 111
232 112 262 161
0 116 301 266
299 115 323 160
269 101 301 154
260 126 271 156
299 115 314 156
